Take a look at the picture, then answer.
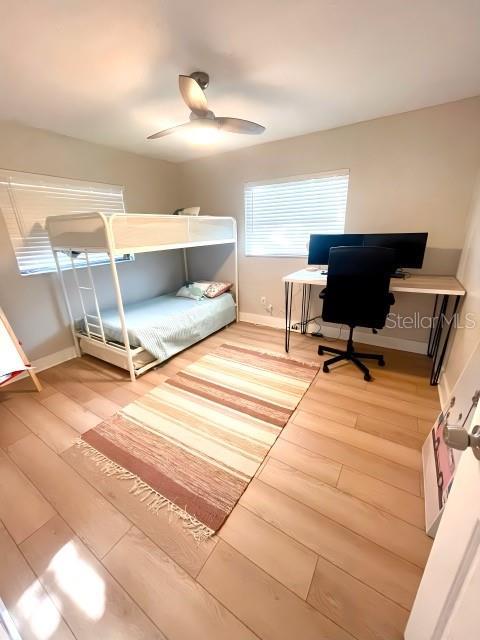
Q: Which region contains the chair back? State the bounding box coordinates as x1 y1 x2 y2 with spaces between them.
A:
322 246 395 329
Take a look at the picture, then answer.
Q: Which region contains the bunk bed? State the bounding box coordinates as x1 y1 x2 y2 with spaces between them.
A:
46 212 238 380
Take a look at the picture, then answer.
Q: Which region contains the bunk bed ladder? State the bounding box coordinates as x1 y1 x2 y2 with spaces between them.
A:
70 251 106 343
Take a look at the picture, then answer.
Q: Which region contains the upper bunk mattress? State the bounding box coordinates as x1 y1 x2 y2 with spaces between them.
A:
76 292 236 362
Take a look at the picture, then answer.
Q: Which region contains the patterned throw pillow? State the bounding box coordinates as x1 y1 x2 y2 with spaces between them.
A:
204 282 233 298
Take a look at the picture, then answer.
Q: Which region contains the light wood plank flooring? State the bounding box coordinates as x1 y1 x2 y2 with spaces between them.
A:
0 322 436 640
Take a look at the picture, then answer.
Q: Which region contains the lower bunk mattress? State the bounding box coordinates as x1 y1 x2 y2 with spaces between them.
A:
76 292 236 362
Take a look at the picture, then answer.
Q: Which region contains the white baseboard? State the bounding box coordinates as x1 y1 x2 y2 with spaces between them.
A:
239 313 286 330
239 312 427 354
32 346 77 372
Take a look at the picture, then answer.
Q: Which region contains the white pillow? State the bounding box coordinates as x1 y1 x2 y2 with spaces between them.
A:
176 283 206 300
192 281 212 295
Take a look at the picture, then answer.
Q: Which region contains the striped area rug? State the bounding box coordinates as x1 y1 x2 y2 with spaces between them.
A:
79 343 319 540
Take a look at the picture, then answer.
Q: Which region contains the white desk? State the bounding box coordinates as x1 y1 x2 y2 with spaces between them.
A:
283 269 466 385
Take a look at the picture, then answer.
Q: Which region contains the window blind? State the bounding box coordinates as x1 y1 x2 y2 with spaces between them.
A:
244 171 349 257
0 169 130 276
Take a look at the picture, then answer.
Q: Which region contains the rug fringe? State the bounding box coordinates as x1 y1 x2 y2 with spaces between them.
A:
76 440 215 544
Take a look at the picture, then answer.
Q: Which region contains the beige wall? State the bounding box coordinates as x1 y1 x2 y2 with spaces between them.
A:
179 97 480 349
0 121 181 361
442 174 480 399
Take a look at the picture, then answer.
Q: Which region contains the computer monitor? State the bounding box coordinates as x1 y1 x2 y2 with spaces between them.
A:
363 233 428 269
307 232 428 270
307 234 363 265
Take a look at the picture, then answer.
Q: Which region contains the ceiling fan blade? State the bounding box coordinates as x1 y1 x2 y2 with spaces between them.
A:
215 117 265 135
147 122 193 139
179 75 209 115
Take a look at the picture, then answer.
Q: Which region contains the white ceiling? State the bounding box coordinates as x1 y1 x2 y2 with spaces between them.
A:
1 0 480 163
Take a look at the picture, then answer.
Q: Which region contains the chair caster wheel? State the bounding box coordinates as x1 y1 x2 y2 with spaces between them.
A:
378 358 385 367
318 348 324 355
364 373 372 382
323 365 330 373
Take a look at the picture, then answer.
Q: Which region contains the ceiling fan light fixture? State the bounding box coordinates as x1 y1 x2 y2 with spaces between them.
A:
182 119 221 145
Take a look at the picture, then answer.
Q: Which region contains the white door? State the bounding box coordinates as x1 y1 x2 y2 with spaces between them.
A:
405 411 480 640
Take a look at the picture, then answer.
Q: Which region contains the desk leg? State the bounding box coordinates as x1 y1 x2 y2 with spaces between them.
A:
429 295 461 386
300 284 312 334
285 282 293 352
430 296 461 385
429 295 449 365
301 285 307 334
427 295 439 357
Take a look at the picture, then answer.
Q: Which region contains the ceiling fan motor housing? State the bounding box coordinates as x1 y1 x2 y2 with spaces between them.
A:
190 71 209 90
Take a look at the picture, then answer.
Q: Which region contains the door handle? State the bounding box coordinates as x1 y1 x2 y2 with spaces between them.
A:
443 424 480 460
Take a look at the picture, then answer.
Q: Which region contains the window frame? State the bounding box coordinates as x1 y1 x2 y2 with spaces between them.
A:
244 169 350 258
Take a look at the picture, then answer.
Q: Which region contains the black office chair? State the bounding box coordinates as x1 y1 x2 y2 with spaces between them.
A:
317 246 395 381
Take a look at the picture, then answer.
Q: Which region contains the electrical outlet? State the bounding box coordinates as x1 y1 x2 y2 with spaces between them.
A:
260 296 267 306
267 303 273 314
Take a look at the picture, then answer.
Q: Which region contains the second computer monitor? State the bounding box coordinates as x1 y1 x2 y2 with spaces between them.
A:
363 233 428 269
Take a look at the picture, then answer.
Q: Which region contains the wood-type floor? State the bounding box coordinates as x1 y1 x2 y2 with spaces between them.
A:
0 322 437 640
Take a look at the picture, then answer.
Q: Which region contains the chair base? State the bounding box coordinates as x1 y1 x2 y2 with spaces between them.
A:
317 328 385 382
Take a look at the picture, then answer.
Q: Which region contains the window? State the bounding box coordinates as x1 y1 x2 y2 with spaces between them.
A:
0 169 132 276
244 170 349 257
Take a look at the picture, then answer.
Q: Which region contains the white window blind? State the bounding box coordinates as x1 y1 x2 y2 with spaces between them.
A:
244 171 349 257
0 169 131 276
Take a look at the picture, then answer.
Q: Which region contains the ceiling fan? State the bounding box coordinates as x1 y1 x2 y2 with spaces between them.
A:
147 71 266 141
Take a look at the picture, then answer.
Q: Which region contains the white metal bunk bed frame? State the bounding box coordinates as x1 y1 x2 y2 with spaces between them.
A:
47 212 238 381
